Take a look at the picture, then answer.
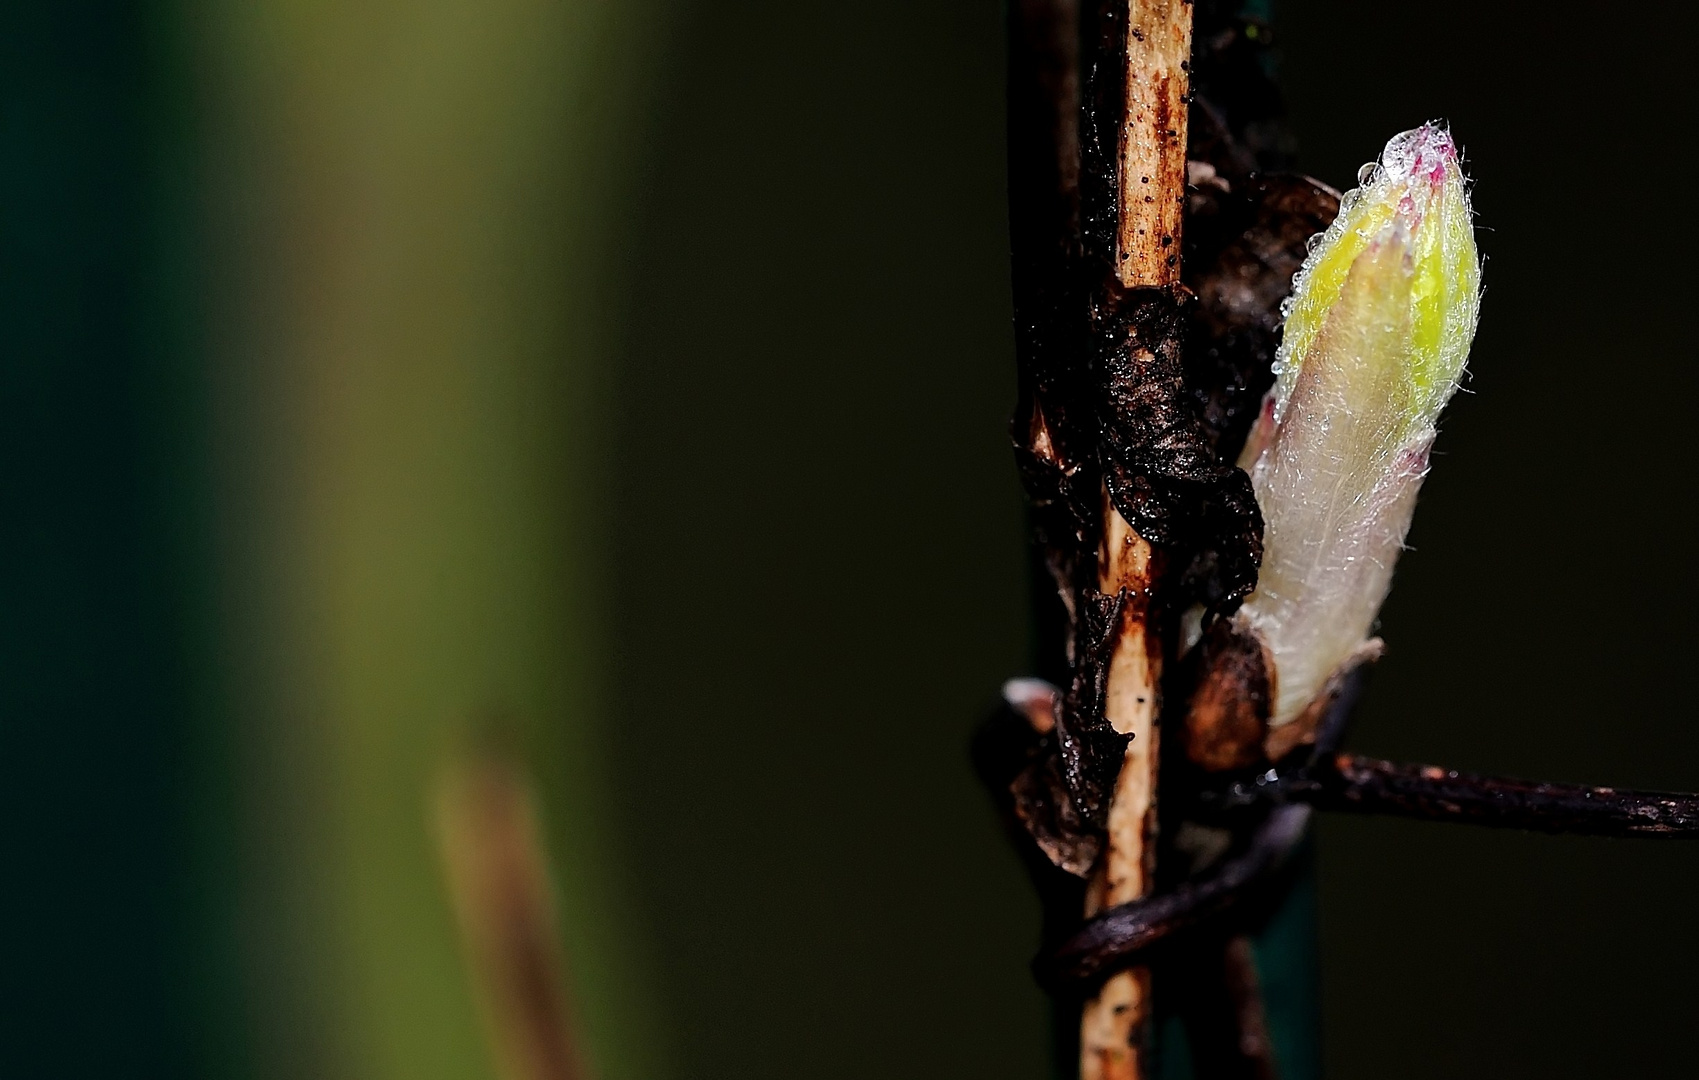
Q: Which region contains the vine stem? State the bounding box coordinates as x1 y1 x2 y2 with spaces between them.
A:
1078 2 1193 1077
1040 752 1699 992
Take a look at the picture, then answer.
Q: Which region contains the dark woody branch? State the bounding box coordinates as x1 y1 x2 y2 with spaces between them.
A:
1036 752 1699 993
1036 804 1311 991
1232 753 1699 837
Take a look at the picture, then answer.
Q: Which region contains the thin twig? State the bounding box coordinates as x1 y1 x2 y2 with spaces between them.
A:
1076 1 1194 1077
1081 509 1164 1078
1280 754 1699 836
1040 754 1699 992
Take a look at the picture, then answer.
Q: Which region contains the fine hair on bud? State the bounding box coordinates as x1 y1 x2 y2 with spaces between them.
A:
1238 122 1482 727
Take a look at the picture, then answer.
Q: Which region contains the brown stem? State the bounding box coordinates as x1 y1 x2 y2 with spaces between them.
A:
1081 507 1164 1079
1076 2 1194 1077
1109 1 1190 288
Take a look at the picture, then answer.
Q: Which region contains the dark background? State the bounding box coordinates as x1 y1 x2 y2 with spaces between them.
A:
607 0 1699 1077
1280 3 1699 1076
1284 4 1699 1073
6 0 1697 1077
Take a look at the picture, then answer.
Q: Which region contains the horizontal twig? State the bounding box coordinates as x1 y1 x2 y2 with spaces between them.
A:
1292 753 1699 836
1037 752 1699 992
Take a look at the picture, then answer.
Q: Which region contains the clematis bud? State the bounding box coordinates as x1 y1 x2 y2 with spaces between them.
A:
1238 122 1482 727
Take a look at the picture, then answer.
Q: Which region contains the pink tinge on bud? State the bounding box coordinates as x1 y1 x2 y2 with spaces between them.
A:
1413 131 1454 182
1392 438 1434 481
1383 123 1456 224
1385 122 1456 187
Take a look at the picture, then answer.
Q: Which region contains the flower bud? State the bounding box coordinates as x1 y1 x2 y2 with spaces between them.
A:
1238 123 1482 727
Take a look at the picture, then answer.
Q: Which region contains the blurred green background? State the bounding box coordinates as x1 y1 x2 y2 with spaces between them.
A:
3 0 1696 1078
